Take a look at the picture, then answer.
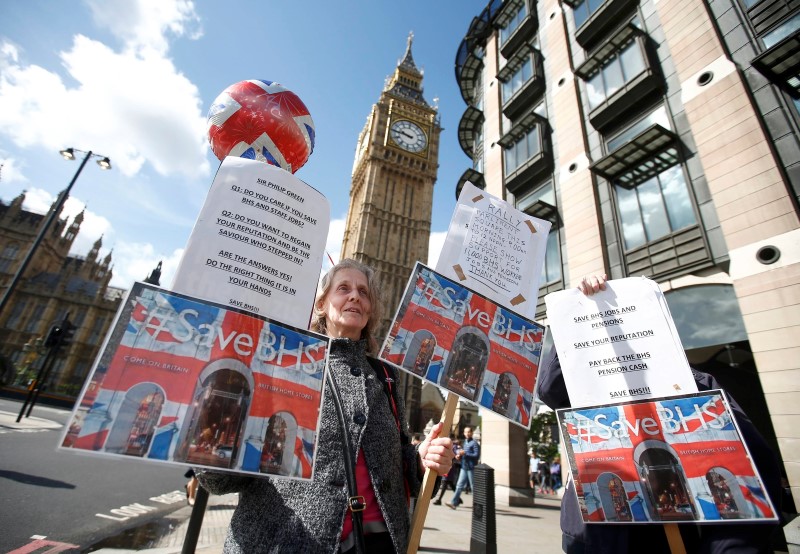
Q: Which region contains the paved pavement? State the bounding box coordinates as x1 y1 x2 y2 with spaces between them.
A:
91 489 564 554
5 410 800 553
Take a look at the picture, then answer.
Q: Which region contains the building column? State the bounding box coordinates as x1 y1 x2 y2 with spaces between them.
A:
482 412 534 506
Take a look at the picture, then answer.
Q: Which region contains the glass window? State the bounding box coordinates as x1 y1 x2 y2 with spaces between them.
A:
573 0 607 29
620 41 646 80
517 181 561 284
614 167 696 250
583 40 647 110
24 304 45 333
0 243 20 273
762 12 800 48
501 56 535 103
7 300 27 328
607 106 669 152
500 2 529 45
503 125 542 175
542 229 562 284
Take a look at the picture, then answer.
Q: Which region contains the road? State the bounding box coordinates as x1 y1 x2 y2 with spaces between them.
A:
0 398 189 553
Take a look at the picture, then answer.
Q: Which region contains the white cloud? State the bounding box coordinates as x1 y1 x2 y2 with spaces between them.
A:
85 0 203 57
0 0 208 180
427 230 447 269
0 155 28 184
109 241 184 289
325 216 346 267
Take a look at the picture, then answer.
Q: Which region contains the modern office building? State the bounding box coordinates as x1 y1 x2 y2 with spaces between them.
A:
0 192 124 401
455 0 799 505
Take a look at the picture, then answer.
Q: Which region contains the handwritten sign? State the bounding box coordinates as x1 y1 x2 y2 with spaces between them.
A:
437 182 550 319
172 156 329 328
545 277 696 407
380 263 544 428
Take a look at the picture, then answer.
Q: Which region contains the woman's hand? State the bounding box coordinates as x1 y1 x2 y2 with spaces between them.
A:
578 274 607 296
417 422 454 476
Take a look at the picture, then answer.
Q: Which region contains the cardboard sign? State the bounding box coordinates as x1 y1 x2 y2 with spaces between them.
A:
172 156 330 328
59 282 328 480
545 277 696 407
380 263 544 428
436 182 551 320
557 390 777 523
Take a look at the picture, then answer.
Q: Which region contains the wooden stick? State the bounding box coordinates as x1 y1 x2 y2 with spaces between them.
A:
664 523 686 554
406 393 459 554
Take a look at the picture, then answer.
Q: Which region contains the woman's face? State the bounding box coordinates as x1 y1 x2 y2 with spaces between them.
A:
319 268 371 340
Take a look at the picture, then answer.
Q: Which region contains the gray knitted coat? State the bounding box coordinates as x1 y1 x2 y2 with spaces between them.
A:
196 338 422 553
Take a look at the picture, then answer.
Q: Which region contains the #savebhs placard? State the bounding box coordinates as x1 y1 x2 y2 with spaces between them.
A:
558 390 777 523
59 282 328 480
380 263 544 428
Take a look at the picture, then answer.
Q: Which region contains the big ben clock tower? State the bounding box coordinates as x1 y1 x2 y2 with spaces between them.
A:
341 33 441 429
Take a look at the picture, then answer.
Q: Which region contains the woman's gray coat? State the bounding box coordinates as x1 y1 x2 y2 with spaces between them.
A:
196 338 422 553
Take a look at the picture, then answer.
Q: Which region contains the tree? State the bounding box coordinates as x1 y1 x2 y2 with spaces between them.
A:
527 409 559 462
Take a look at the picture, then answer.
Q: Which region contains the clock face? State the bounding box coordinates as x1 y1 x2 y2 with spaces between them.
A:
389 120 428 153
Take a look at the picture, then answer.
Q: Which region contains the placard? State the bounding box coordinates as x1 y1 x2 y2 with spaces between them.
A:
557 391 777 523
380 263 544 428
436 182 551 319
545 277 696 407
58 282 328 480
172 156 330 328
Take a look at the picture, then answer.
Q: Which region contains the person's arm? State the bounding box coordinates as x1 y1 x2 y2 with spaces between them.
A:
193 469 253 495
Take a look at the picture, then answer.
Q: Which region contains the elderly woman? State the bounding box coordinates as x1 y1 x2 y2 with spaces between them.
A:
196 258 453 554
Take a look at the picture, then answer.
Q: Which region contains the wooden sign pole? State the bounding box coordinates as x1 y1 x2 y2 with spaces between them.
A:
664 523 686 554
406 393 459 554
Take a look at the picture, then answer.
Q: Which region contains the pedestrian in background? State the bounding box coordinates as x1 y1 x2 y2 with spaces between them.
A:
446 426 480 509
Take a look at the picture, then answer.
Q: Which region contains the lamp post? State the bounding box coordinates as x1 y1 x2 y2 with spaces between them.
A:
0 148 111 318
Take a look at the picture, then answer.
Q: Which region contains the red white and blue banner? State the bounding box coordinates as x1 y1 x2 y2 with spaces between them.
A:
59 282 328 480
380 263 543 428
558 390 777 523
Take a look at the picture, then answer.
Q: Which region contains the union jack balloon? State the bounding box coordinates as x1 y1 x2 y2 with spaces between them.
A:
207 80 315 174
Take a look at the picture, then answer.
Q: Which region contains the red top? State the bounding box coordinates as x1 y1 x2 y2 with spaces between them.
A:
340 449 385 541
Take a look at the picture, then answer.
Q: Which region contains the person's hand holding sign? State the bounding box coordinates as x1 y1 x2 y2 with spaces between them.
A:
417 422 454 475
578 274 607 296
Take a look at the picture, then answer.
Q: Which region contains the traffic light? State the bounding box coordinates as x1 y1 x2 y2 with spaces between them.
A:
62 319 77 346
44 325 63 348
42 319 77 349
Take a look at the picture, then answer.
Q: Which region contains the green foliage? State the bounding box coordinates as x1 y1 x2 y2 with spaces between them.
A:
527 409 559 462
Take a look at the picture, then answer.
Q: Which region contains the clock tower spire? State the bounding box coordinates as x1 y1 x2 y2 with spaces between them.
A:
340 35 442 431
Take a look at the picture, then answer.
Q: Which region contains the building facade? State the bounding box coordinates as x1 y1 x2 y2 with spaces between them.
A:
341 35 443 431
0 192 124 400
456 0 799 505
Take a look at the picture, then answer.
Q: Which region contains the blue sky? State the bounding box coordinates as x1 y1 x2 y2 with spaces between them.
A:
0 0 485 289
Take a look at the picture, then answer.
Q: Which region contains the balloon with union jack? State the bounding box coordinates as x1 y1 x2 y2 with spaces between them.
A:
207 79 315 174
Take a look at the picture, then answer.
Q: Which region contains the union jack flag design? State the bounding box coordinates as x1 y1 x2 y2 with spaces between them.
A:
207 80 315 174
60 283 327 480
380 263 543 428
558 391 776 523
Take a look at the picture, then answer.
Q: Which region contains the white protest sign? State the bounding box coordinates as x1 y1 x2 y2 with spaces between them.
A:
436 181 551 319
172 156 329 328
545 277 696 408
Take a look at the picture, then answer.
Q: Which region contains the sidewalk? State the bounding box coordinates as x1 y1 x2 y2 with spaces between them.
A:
6 411 798 553
92 490 564 554
0 409 64 431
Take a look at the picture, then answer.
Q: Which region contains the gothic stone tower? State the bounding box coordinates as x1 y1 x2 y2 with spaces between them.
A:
340 34 442 431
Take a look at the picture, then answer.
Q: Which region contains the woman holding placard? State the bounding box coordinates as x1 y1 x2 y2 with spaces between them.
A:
196 259 453 554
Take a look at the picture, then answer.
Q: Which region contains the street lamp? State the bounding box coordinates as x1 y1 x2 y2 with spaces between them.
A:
0 148 112 317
